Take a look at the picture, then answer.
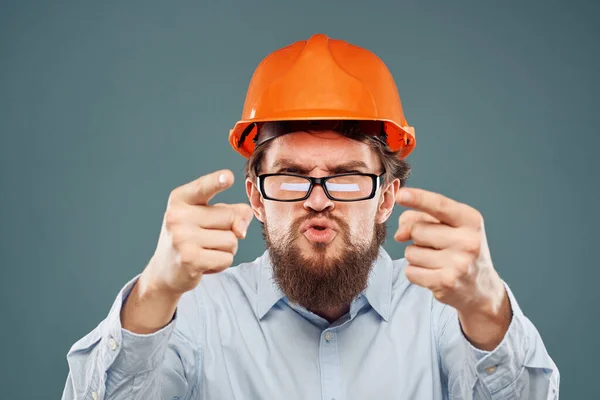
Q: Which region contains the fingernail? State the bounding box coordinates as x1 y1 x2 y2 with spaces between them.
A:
237 220 249 238
218 174 227 185
399 191 412 202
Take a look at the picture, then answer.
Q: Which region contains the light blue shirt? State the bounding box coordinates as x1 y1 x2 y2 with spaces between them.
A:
62 248 559 399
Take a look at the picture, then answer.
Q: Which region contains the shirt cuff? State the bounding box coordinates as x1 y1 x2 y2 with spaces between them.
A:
462 281 527 395
100 275 178 375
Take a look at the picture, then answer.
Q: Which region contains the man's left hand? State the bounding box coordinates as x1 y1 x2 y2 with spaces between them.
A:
394 187 512 350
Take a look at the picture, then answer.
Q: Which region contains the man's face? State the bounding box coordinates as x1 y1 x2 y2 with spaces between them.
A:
246 130 398 311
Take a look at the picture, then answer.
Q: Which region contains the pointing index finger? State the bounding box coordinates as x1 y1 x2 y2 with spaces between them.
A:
174 169 234 205
395 187 480 228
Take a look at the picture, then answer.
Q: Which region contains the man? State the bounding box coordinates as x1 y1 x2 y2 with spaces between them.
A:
62 34 559 399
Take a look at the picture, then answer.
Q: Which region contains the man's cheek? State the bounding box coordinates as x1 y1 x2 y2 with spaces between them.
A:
353 220 373 240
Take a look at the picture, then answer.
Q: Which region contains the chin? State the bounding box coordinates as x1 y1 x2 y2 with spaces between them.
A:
300 239 341 257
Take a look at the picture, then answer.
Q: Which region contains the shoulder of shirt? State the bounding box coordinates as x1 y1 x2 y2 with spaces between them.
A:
389 256 408 288
192 255 263 299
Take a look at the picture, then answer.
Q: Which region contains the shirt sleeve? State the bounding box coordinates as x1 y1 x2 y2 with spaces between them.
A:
434 281 560 399
61 275 202 400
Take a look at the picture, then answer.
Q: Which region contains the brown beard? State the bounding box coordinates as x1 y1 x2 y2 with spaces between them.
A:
264 210 387 311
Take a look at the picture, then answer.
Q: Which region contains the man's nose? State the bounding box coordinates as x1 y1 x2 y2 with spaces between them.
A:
303 184 335 212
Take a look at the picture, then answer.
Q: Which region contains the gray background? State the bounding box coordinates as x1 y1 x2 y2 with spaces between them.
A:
1 0 597 398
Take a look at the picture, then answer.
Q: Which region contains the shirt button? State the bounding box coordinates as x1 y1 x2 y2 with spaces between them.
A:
324 332 333 342
108 337 119 351
91 391 99 400
485 365 497 374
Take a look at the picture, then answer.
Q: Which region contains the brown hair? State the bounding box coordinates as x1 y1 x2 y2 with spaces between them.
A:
244 121 412 187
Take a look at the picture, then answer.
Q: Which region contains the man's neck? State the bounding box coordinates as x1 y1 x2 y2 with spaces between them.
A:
310 304 351 324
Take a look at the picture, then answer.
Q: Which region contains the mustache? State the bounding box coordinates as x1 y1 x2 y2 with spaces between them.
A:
290 210 349 235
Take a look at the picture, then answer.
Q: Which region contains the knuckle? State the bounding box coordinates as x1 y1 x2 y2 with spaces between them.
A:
448 251 461 266
464 234 481 254
411 222 423 239
404 245 417 263
450 252 471 274
399 210 417 225
440 273 457 290
200 249 234 271
170 230 185 247
404 245 412 262
221 231 238 253
404 265 416 283
167 188 179 204
193 179 205 195
437 196 451 214
214 252 234 270
458 263 470 276
474 211 484 230
224 208 236 227
433 290 447 302
229 235 239 253
236 203 253 220
177 248 196 268
164 209 179 229
243 205 254 221
186 267 203 282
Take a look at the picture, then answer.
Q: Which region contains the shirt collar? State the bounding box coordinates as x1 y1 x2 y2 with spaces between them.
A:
256 247 393 322
256 251 286 319
363 247 393 321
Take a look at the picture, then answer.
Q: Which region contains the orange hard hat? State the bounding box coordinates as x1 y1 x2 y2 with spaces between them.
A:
228 33 416 159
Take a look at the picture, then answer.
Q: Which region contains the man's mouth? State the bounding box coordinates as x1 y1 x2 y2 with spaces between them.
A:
301 218 336 232
301 219 338 244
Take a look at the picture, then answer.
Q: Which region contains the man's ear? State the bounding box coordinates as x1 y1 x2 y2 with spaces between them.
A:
246 178 265 223
376 178 399 224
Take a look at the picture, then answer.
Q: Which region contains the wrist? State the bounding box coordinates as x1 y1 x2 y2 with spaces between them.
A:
458 282 512 351
137 270 183 303
121 273 182 334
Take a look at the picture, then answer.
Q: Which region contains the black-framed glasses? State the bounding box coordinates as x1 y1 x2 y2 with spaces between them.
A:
257 172 385 202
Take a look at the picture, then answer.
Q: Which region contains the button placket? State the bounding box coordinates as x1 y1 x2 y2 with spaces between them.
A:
320 330 340 400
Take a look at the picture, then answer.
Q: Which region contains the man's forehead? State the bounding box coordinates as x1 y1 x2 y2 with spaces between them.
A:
263 130 377 168
271 158 370 173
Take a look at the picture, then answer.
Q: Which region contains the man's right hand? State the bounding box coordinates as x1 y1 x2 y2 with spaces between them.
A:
146 169 254 295
121 170 254 333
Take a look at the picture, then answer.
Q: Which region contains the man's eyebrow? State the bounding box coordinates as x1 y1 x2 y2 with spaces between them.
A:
271 159 312 173
327 161 369 174
271 159 369 174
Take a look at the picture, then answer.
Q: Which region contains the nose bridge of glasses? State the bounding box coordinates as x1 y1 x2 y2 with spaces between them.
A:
304 177 333 208
308 176 328 196
305 175 364 197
